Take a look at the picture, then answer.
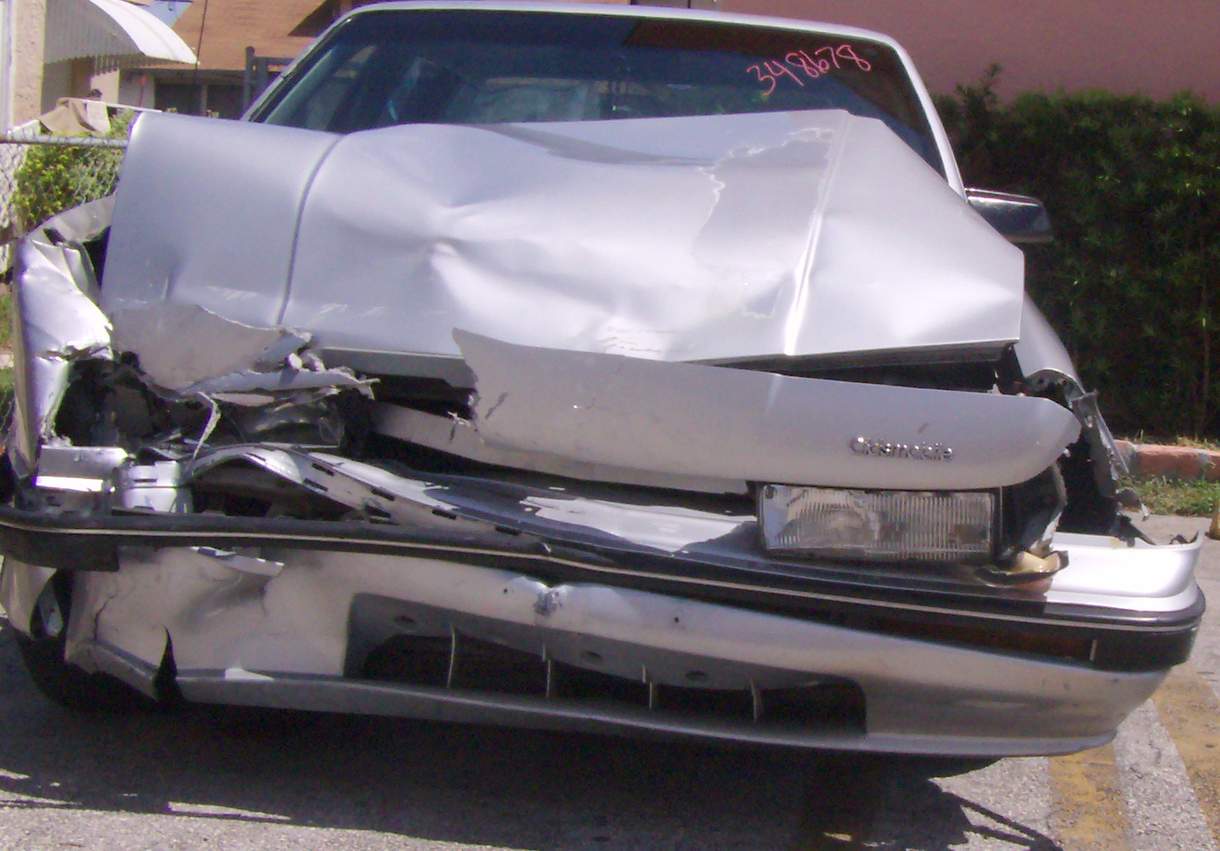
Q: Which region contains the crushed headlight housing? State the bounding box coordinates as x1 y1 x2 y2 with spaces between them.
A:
759 485 995 564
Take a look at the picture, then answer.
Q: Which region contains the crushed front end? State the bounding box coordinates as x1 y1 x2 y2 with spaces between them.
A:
0 109 1202 757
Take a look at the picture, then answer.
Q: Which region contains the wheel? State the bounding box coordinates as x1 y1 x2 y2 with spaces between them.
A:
12 571 158 712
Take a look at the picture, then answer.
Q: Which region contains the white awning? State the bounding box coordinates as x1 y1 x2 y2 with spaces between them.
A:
44 0 198 66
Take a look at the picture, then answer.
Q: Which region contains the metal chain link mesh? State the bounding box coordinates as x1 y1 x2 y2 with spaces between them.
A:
0 130 129 442
0 130 129 272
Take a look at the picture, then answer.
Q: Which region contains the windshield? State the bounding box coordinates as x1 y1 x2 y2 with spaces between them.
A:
254 9 942 172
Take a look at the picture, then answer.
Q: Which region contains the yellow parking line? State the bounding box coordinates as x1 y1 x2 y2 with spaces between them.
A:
1048 742 1130 850
1152 664 1220 843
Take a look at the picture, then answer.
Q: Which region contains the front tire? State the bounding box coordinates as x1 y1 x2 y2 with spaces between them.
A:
12 572 156 712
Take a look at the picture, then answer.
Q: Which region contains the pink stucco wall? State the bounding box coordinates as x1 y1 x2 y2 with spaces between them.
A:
720 0 1220 101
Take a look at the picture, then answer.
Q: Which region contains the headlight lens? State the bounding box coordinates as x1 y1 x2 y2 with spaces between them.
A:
759 485 995 564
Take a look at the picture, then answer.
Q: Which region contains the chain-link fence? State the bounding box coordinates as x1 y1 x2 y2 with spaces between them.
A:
0 128 129 275
0 128 129 440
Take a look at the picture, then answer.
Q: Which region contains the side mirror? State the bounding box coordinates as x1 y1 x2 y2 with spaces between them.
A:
965 188 1054 244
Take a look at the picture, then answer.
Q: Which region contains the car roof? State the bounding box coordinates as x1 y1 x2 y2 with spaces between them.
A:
341 1 904 51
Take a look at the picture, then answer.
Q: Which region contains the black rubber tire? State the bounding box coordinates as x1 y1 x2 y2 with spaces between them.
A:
11 572 157 712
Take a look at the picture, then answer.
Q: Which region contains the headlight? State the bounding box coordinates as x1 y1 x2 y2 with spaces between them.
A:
758 485 995 564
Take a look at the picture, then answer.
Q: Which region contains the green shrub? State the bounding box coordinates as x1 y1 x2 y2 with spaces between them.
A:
936 70 1220 438
1124 476 1220 517
10 111 134 233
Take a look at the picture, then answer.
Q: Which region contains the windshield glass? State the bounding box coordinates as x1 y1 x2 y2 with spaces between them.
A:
255 10 941 172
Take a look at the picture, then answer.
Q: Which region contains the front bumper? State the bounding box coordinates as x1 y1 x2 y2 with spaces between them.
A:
0 501 1202 757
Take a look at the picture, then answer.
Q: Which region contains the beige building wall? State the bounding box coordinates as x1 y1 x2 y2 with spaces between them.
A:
721 0 1220 101
88 68 121 103
38 57 101 113
10 0 45 124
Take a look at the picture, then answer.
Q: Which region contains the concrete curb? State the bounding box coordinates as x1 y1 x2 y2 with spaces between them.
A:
1115 440 1220 482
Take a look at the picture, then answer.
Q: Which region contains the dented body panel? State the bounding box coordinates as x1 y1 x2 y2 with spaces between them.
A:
44 546 1171 756
9 200 115 477
454 331 1079 490
102 107 1022 369
0 2 1202 757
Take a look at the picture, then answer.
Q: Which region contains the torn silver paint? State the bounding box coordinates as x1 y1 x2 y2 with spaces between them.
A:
108 303 311 392
101 109 1022 371
455 330 1079 490
108 302 374 403
9 198 115 477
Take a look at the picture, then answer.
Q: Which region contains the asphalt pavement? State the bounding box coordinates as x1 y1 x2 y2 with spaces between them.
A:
0 515 1214 850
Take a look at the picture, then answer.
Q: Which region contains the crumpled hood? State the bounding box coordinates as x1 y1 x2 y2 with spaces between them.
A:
102 110 1022 370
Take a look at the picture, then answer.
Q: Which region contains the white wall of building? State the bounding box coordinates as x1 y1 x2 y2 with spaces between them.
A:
0 0 11 130
39 58 68 112
10 0 45 125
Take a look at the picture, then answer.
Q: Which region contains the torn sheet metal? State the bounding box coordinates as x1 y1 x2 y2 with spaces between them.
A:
11 441 1204 616
109 303 310 391
185 445 740 556
116 462 193 512
102 110 1022 371
456 331 1080 490
186 445 482 532
9 198 115 477
1011 304 1135 509
108 303 374 403
33 446 130 493
182 442 752 556
1014 296 1080 388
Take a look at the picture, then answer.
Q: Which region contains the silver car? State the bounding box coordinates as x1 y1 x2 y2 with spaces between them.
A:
0 1 1202 757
